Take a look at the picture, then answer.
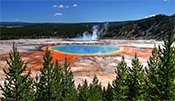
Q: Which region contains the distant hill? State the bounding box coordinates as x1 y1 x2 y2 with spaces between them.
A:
105 14 175 40
0 22 29 24
0 21 127 28
0 22 31 28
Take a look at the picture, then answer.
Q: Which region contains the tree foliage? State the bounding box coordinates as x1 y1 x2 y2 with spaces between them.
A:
87 75 103 101
112 56 128 100
34 48 63 100
0 43 33 100
146 47 160 100
34 49 77 100
156 27 175 100
59 57 78 100
126 54 147 100
146 27 175 100
77 79 89 100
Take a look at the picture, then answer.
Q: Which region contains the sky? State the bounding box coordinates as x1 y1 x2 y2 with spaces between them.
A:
1 0 174 23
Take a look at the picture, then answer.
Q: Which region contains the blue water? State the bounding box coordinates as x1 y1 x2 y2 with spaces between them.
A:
50 45 120 54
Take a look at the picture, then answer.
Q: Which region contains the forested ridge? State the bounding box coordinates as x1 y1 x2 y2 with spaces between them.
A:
0 28 174 100
106 14 175 40
1 14 174 40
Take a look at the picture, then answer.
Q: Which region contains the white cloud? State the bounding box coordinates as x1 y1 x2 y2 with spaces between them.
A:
149 14 157 17
73 4 77 7
58 5 64 8
164 0 170 2
53 5 57 7
13 18 18 21
145 14 157 18
53 13 62 16
66 6 69 8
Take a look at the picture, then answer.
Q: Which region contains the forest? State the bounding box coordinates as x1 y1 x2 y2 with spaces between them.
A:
0 24 91 39
0 27 174 100
1 14 174 40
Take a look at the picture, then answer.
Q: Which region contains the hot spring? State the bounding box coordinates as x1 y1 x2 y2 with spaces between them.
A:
50 45 121 55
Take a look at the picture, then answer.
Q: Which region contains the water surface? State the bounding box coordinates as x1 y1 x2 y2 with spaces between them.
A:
50 45 120 54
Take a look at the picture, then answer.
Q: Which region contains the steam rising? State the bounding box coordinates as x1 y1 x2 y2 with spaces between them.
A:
73 23 108 41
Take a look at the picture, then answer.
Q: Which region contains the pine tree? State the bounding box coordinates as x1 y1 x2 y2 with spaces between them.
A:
52 60 64 100
156 27 175 100
0 43 33 100
87 75 103 101
112 56 128 100
145 46 160 100
60 57 78 100
126 54 147 100
35 48 63 100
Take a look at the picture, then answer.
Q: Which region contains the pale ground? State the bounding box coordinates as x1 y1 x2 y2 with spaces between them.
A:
0 38 166 55
0 38 174 98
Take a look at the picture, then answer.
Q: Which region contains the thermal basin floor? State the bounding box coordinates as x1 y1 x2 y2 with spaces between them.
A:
1 39 163 96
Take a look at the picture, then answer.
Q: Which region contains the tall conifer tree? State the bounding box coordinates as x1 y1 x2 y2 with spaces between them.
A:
35 48 63 100
126 54 147 100
0 43 33 100
112 56 128 100
146 47 160 100
60 57 78 100
156 27 175 100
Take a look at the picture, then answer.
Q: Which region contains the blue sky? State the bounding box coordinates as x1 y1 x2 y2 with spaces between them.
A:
1 0 174 23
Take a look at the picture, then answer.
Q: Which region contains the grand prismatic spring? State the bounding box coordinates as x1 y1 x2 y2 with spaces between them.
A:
24 42 153 72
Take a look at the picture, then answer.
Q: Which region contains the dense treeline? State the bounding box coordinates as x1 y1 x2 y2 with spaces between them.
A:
0 28 175 100
0 25 91 40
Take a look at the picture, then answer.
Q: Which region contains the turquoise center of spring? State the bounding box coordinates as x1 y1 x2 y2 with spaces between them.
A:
50 45 120 54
